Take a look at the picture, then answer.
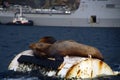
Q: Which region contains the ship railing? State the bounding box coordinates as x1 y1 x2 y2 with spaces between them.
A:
30 8 71 14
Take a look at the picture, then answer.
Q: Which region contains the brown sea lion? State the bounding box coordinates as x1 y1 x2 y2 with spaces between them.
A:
29 37 104 60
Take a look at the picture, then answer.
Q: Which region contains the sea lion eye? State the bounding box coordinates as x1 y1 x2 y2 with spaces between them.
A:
38 44 43 47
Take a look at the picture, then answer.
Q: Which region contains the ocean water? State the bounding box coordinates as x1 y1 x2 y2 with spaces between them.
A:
0 25 120 80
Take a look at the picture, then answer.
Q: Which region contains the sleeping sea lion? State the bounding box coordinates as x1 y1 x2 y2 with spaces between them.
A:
29 37 104 60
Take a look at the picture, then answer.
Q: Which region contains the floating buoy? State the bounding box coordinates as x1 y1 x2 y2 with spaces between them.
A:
57 56 116 79
8 50 120 79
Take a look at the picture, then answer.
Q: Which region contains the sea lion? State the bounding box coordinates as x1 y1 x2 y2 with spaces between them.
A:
29 37 104 61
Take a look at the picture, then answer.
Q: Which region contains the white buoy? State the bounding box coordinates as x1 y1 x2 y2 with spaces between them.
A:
8 50 120 79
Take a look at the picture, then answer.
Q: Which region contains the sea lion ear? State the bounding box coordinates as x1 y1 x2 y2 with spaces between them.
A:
38 36 57 44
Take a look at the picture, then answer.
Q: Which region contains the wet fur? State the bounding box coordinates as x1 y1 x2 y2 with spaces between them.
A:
29 37 104 60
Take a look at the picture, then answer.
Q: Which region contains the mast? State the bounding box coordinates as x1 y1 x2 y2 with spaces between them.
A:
19 5 22 16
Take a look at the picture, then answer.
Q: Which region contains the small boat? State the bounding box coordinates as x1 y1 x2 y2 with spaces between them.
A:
6 6 33 26
6 14 34 26
8 50 120 79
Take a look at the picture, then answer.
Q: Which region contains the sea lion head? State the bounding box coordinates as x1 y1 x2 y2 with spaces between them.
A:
29 42 51 52
29 36 56 57
39 36 56 44
29 42 51 57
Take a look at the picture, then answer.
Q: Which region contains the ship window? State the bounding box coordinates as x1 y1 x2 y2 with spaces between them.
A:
106 4 115 8
90 15 97 23
97 0 108 1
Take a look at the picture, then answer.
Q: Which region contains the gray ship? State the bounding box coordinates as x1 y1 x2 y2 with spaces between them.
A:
0 0 120 27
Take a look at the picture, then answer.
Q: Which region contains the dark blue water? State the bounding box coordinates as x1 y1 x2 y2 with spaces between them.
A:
0 25 120 80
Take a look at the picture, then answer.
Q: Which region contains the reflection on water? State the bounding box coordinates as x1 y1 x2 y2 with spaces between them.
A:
0 25 120 80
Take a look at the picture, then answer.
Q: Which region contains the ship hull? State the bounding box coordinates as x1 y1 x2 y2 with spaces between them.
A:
0 15 120 27
0 0 120 27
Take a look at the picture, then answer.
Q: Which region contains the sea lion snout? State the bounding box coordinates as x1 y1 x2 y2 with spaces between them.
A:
29 43 36 49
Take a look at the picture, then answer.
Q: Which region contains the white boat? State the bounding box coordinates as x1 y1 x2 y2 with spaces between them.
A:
6 6 34 26
0 0 120 27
